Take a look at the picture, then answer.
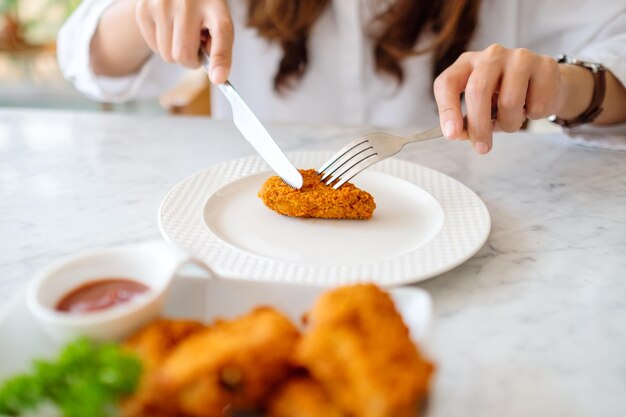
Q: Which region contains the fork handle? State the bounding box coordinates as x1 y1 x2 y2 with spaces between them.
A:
406 116 467 142
405 106 498 144
407 126 444 143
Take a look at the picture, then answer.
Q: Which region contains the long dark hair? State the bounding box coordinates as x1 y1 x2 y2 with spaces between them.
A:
246 0 482 92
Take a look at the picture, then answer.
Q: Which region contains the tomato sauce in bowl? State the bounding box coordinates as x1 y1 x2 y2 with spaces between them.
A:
55 278 149 314
26 241 204 342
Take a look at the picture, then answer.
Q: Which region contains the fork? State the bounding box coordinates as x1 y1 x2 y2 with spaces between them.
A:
318 108 497 189
317 125 444 189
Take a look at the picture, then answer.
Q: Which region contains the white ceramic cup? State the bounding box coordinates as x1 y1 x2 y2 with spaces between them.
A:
26 240 213 344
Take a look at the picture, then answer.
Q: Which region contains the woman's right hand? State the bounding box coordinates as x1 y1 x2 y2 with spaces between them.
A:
134 0 234 83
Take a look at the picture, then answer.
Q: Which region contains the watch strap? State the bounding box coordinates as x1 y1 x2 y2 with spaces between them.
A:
548 54 606 128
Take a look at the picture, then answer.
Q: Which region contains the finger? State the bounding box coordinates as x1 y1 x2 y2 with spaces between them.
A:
433 55 473 140
497 53 531 132
154 5 174 63
526 55 561 120
203 0 234 83
465 61 502 153
135 0 158 52
172 7 202 68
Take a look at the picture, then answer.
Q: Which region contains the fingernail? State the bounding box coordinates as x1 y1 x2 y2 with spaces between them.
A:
443 120 456 139
474 142 489 154
211 66 227 84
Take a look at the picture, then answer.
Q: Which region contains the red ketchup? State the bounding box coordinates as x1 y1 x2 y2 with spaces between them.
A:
55 278 149 313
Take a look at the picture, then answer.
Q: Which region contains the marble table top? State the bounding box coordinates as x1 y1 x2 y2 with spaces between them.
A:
0 108 624 417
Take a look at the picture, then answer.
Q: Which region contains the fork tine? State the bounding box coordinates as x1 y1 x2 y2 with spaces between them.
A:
318 138 369 175
320 143 375 181
325 152 380 189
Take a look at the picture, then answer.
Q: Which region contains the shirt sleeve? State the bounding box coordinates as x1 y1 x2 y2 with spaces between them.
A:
57 0 184 103
519 1 626 141
568 10 626 141
572 9 626 84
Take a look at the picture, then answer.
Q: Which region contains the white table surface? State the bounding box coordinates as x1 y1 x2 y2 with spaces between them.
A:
0 108 624 417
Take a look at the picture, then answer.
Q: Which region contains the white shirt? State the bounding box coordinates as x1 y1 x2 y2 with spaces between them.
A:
58 0 626 132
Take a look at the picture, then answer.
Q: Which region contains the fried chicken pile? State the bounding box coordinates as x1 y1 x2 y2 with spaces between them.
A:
121 284 433 417
122 308 300 417
295 285 434 417
258 169 376 219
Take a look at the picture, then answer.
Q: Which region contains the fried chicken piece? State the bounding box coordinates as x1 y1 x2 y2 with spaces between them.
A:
146 307 301 417
296 284 434 417
121 318 206 417
124 318 206 371
267 377 346 417
258 169 376 219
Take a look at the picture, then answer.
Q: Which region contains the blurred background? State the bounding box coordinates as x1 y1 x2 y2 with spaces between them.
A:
0 1 556 130
0 0 210 115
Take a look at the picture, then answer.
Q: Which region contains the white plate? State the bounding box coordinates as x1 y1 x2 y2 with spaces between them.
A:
159 151 491 286
0 276 431 378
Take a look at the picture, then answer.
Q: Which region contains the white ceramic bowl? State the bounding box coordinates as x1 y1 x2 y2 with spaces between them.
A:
26 240 210 344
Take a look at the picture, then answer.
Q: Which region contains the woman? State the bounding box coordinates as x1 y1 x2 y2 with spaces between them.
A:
58 0 626 153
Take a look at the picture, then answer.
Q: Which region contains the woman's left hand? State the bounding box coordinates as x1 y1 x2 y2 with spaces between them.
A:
433 44 564 154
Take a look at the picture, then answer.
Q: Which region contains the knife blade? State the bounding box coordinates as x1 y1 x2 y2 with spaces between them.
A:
200 52 303 189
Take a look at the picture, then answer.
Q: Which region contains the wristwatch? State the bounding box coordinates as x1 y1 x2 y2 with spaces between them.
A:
548 54 606 128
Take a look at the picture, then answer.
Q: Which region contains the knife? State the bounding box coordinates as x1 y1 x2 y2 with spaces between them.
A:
199 51 303 189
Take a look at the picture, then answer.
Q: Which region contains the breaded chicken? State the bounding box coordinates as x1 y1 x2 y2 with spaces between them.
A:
122 318 206 417
124 318 206 371
296 284 434 417
145 307 301 417
258 169 376 219
267 377 345 417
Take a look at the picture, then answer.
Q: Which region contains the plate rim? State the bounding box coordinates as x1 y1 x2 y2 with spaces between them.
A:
158 151 491 286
